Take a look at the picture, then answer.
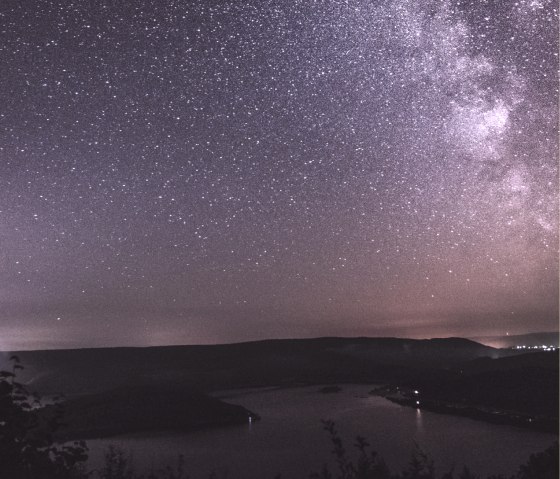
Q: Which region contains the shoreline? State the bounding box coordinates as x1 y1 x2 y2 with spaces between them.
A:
367 385 558 435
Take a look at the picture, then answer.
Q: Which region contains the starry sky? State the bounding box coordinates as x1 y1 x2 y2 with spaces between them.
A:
1 0 558 350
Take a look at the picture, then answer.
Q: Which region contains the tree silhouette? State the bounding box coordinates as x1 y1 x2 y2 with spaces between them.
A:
0 356 88 479
517 441 558 479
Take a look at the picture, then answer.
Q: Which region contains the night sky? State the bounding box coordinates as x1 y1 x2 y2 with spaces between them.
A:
1 0 558 350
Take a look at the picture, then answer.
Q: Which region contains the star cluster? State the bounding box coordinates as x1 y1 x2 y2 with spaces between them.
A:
0 0 557 349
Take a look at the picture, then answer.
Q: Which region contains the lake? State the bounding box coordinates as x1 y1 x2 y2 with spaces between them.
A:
85 385 557 478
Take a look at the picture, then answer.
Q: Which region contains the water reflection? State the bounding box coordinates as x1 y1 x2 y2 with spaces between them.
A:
248 415 253 432
86 385 556 479
415 408 424 434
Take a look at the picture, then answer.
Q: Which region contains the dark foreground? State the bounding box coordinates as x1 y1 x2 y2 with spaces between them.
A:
0 337 558 478
1 369 558 479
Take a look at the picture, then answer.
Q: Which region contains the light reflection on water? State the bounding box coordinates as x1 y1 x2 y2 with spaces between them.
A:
85 385 556 479
415 407 424 434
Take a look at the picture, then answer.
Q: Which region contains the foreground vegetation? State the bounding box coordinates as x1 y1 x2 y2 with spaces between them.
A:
1 357 557 479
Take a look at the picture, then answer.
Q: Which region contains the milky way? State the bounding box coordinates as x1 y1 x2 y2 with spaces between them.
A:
0 0 557 349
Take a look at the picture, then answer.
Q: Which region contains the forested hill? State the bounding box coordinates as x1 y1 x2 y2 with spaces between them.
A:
0 336 525 396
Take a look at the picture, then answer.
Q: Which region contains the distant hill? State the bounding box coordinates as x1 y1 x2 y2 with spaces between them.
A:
462 350 559 374
1 336 516 397
472 331 559 349
430 351 559 420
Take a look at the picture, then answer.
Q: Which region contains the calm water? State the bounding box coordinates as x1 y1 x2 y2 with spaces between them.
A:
86 385 557 478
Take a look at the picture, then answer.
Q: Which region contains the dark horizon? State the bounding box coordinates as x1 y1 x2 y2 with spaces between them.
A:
1 0 558 351
2 329 558 353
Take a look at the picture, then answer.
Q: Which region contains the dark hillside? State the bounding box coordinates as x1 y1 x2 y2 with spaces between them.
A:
3 337 509 397
51 383 257 440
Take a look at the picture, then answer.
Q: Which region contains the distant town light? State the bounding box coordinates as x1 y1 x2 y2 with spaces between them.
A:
513 344 557 351
414 390 419 395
